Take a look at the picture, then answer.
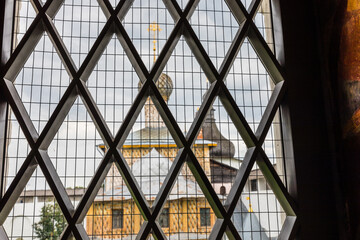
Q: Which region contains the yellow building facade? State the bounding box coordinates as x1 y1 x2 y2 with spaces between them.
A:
86 147 216 239
86 198 216 239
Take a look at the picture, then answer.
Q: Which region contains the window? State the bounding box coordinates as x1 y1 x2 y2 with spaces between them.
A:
220 186 226 195
0 0 297 239
112 209 123 229
250 179 258 191
158 208 169 228
200 208 211 227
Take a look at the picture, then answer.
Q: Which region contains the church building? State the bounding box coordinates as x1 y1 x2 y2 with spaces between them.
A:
85 73 268 239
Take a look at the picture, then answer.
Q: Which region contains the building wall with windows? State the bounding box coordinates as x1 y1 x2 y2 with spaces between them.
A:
87 199 215 238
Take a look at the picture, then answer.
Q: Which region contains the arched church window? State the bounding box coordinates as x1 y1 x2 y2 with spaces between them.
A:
220 185 226 195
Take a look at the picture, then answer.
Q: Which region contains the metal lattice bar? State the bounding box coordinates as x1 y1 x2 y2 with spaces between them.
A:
255 80 285 143
0 98 8 197
3 15 44 81
248 0 263 19
278 216 297 240
212 147 258 238
1 79 38 145
38 79 78 149
224 0 247 24
219 22 249 79
0 154 37 224
247 22 285 84
78 22 114 81
218 83 257 147
257 148 296 216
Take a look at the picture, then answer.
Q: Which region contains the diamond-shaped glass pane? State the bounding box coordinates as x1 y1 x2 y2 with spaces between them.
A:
225 38 274 133
14 34 71 134
53 0 107 67
190 0 239 69
87 36 139 135
123 0 175 70
47 97 103 207
203 98 247 199
86 173 143 239
3 169 68 240
160 37 208 133
234 162 286 239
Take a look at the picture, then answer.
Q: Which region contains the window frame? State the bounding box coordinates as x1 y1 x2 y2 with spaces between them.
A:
250 179 258 192
0 0 305 239
199 207 211 227
158 207 169 229
112 209 124 230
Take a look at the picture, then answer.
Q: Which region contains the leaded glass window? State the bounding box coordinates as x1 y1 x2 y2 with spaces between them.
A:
0 0 297 239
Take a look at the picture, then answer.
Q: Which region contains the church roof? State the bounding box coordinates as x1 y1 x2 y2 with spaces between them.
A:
201 108 236 158
233 200 270 240
211 156 243 169
122 127 216 148
95 149 204 201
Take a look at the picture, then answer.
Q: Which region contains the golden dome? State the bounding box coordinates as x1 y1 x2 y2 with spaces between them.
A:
138 73 173 100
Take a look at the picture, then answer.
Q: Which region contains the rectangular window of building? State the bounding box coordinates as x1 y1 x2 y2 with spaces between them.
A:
251 179 258 191
159 208 169 228
200 208 211 227
112 209 123 229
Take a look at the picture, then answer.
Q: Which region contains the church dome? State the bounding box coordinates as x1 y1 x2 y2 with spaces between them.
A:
201 108 235 158
138 73 173 99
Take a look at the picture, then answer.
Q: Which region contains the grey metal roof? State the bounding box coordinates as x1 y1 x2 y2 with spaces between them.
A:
96 149 204 201
233 200 269 240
